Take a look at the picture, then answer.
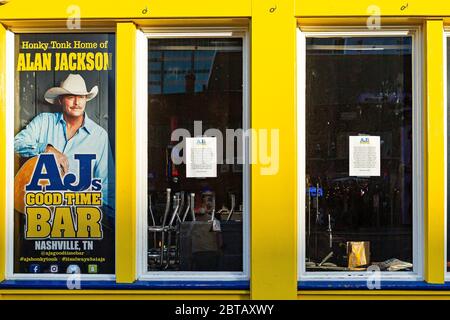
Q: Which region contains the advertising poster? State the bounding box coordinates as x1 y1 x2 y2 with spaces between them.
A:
13 33 115 275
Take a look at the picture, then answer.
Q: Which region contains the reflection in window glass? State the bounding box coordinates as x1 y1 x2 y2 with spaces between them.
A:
305 37 414 272
147 38 244 272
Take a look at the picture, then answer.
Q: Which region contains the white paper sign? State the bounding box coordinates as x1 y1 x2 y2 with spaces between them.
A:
349 135 380 177
186 137 217 178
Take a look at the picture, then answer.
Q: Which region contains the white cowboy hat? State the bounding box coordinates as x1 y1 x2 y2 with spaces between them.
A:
44 74 98 105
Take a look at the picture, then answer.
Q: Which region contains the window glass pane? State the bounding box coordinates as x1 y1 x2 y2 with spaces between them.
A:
147 37 244 272
13 33 116 275
305 36 413 272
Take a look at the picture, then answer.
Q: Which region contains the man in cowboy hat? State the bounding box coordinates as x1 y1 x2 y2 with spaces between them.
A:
14 73 115 210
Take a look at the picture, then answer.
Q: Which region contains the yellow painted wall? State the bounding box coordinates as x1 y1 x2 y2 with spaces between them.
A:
0 0 251 20
116 22 137 283
250 0 298 300
298 292 450 300
424 20 445 284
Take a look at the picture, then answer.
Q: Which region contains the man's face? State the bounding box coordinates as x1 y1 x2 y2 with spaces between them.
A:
60 94 87 118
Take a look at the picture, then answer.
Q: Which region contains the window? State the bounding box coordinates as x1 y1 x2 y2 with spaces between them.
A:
8 33 116 279
298 28 423 280
137 30 250 280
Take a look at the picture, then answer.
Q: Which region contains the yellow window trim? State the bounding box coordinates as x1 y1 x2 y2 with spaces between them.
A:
116 22 137 283
0 0 447 300
250 0 298 300
298 292 450 300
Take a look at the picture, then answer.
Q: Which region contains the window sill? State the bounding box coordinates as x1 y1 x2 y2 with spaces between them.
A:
0 280 250 290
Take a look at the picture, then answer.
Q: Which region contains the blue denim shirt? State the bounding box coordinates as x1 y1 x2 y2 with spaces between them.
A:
14 112 115 213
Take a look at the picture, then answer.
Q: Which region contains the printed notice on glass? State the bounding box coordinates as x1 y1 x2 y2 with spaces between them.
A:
349 135 380 177
186 137 217 178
